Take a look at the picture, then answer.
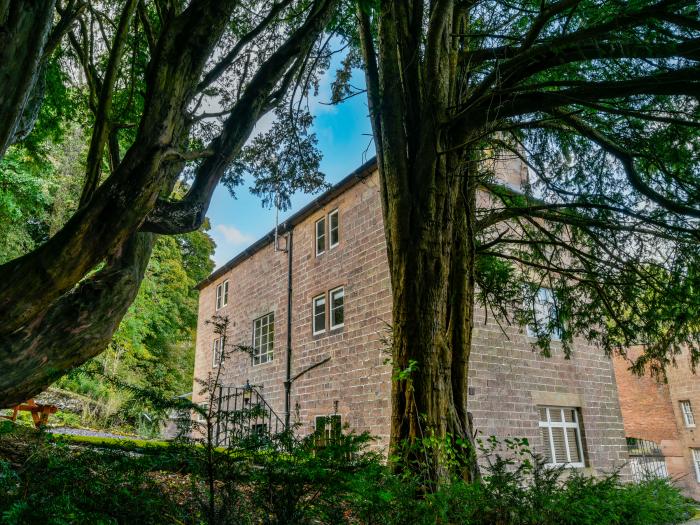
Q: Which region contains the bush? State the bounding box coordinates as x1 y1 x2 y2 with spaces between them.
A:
410 436 694 525
0 425 693 525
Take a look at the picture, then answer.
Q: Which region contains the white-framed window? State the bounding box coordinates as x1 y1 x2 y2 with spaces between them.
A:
681 400 696 427
329 209 339 249
527 287 562 340
212 337 222 368
315 217 326 256
216 280 229 310
329 287 344 329
312 294 326 335
252 312 274 365
692 449 700 482
315 414 342 446
538 406 585 468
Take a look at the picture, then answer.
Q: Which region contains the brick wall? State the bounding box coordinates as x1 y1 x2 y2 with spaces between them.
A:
194 166 630 475
612 347 699 497
665 348 700 497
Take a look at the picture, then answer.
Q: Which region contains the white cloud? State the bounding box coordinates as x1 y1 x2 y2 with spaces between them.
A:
216 224 254 246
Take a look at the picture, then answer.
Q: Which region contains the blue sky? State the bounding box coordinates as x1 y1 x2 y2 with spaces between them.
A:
207 61 373 268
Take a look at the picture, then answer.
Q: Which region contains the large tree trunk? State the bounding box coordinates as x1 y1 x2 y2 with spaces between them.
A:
357 0 480 484
0 233 154 406
386 155 479 486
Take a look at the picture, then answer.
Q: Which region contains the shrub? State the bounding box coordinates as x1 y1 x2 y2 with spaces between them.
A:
0 424 693 525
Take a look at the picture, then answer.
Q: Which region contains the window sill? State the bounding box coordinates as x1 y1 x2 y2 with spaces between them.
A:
545 462 585 469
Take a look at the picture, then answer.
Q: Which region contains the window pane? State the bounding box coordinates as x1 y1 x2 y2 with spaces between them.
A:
540 427 553 463
528 287 561 339
331 288 344 327
329 211 339 246
313 296 326 333
551 427 567 463
564 408 576 423
316 218 326 254
549 408 563 423
567 428 582 463
693 449 700 482
682 401 695 426
252 313 274 364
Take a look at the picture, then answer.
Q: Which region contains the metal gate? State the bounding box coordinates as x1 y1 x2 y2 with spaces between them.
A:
626 437 668 481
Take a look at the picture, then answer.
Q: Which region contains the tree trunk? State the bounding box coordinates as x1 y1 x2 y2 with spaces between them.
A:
0 233 154 407
386 155 479 486
357 0 479 484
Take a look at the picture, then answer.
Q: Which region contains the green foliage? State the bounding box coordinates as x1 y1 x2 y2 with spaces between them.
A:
225 106 326 211
57 223 215 431
0 425 691 525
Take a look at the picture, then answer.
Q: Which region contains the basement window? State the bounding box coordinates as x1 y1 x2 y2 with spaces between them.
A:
315 414 342 447
329 209 339 248
538 406 585 468
216 280 229 310
252 312 274 365
681 400 696 427
315 217 326 256
313 294 326 335
330 287 344 329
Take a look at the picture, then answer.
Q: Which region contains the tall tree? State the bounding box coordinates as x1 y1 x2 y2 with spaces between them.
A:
0 0 339 405
345 0 700 482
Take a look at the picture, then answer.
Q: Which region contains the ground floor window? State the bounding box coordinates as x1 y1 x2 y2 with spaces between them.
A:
692 449 700 483
538 406 585 467
252 312 274 365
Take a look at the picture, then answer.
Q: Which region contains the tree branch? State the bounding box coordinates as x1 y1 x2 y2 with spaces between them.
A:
142 0 338 235
79 0 139 207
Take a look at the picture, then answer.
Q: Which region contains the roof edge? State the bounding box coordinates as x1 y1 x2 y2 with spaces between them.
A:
196 156 378 290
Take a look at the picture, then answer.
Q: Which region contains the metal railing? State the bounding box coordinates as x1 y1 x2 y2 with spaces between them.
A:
214 383 285 447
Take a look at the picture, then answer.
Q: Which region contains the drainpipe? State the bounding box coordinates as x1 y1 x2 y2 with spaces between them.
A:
284 230 293 430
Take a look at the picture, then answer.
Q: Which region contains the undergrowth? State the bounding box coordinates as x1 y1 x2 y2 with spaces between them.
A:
0 421 693 525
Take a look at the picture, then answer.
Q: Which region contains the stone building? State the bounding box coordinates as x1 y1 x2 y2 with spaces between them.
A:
193 157 630 475
614 347 700 497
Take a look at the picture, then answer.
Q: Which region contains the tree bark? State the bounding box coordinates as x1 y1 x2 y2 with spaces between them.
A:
0 0 56 156
358 0 479 484
0 233 154 407
386 155 479 486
